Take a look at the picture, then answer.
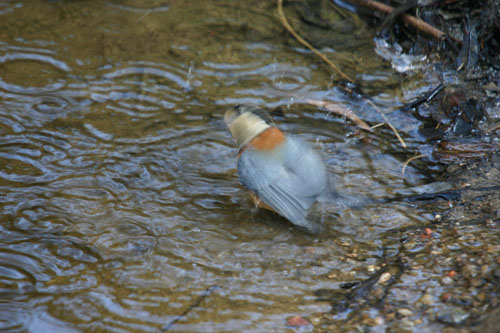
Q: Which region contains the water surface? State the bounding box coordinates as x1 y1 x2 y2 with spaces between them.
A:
0 0 440 331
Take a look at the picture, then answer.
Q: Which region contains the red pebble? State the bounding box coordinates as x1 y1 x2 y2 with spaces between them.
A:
420 228 433 239
442 293 452 302
446 270 457 278
305 247 315 254
287 316 309 327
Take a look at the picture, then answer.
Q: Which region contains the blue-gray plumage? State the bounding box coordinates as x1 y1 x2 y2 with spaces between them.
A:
237 135 327 233
225 105 329 233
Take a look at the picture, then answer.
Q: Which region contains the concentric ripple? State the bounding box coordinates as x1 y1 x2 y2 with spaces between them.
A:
0 0 440 331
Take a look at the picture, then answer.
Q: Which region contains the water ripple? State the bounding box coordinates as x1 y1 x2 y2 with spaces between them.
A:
0 52 69 94
0 0 441 330
105 1 169 13
103 63 191 91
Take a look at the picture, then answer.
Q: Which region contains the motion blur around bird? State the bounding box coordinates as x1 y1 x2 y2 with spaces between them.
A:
224 104 329 233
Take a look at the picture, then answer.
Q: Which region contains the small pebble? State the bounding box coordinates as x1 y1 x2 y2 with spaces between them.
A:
420 228 432 239
310 315 321 325
419 293 434 305
441 276 454 285
436 310 470 325
361 316 377 326
305 246 315 254
378 272 391 284
446 270 457 278
400 318 415 330
476 293 486 302
441 292 452 302
397 308 414 317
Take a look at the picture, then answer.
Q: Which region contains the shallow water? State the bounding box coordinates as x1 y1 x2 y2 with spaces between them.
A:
0 0 443 331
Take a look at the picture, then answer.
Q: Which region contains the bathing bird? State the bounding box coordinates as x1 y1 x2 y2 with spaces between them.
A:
224 105 328 233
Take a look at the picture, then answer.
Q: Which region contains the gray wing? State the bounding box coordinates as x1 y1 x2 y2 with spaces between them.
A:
237 137 327 232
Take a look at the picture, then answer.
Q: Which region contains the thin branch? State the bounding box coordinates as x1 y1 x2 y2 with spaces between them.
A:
402 154 425 174
277 0 355 83
365 99 407 148
307 99 373 132
487 123 500 133
346 0 445 40
278 1 407 149
162 285 219 331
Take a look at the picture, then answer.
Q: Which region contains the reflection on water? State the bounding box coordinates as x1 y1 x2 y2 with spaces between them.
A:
0 0 438 331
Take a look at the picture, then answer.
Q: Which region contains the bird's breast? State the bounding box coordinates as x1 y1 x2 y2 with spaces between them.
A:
246 127 285 151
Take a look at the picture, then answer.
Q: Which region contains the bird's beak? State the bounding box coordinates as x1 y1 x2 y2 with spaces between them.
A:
224 107 240 127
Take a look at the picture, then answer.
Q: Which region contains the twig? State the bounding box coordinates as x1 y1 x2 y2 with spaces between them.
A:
487 123 500 133
136 10 153 23
306 99 373 132
277 0 355 83
371 123 385 129
365 99 407 148
346 0 445 40
377 0 419 35
278 1 406 148
401 154 424 174
380 184 500 204
401 84 445 112
162 285 219 331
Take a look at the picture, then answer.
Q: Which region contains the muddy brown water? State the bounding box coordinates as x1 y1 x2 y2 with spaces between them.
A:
0 0 451 331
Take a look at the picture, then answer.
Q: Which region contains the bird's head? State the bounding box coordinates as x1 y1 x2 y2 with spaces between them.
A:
224 105 275 149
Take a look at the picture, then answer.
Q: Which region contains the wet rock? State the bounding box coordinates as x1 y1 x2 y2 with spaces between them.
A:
383 304 396 320
361 315 378 326
378 272 391 284
309 315 322 325
400 318 415 330
420 228 433 239
436 309 470 325
463 264 479 278
474 306 500 333
470 278 483 287
441 293 453 302
305 246 315 254
397 308 414 317
446 270 457 278
454 296 473 307
441 276 454 285
371 287 384 299
419 293 434 305
476 292 486 302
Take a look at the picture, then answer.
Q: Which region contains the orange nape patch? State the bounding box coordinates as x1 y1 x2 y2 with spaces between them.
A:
248 127 285 151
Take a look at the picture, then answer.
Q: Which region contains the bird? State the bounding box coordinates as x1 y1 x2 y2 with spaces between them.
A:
224 104 328 233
